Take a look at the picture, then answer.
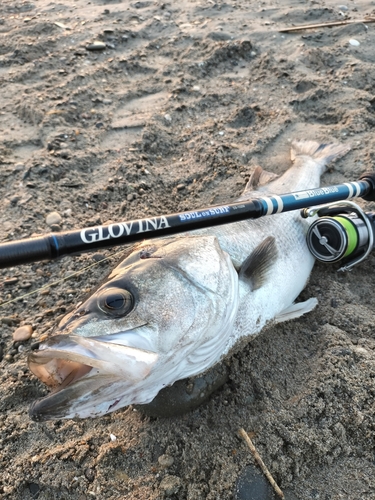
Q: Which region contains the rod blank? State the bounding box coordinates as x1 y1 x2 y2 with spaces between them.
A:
0 175 374 269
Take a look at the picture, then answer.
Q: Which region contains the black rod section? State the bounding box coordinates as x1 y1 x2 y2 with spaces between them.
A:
0 175 374 269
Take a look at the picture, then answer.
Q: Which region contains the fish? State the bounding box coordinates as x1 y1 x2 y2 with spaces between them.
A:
28 140 350 421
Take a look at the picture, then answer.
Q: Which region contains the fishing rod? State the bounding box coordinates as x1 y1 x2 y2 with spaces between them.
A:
0 173 375 270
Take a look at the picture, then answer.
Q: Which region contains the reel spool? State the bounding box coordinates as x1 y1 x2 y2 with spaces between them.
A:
302 201 375 271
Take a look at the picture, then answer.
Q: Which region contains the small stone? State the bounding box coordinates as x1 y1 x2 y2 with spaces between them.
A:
84 468 95 482
338 4 348 10
4 354 14 363
50 224 61 232
110 433 117 441
176 184 185 191
4 277 19 286
19 282 32 289
92 253 106 262
13 324 33 342
159 475 181 496
103 99 112 105
158 454 174 468
349 39 360 46
46 211 62 226
164 114 172 122
86 41 106 51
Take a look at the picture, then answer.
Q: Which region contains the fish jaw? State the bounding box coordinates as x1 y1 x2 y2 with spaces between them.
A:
28 335 159 421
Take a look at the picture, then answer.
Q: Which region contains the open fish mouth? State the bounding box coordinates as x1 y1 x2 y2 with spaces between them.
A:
28 335 158 421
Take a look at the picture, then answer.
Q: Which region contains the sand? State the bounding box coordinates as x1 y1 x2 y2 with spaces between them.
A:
1 0 375 498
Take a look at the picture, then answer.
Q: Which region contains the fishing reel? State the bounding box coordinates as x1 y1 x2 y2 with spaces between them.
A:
302 201 375 271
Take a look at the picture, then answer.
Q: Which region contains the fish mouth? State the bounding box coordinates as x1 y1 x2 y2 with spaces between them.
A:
28 335 158 421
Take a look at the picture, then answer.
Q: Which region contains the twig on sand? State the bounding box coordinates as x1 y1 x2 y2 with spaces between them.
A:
279 17 375 33
238 428 284 499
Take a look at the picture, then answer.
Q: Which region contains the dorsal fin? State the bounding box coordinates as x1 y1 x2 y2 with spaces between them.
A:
243 166 279 194
239 236 277 290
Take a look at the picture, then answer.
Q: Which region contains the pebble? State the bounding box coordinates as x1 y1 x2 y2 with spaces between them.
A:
349 39 360 46
46 211 62 226
338 4 348 10
164 113 172 122
19 282 32 289
13 324 33 342
159 475 181 496
4 354 14 363
4 277 19 286
92 253 106 262
176 184 186 191
84 468 95 482
158 454 174 468
86 41 106 51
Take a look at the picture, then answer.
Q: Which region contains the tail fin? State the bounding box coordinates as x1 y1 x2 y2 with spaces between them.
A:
291 140 350 165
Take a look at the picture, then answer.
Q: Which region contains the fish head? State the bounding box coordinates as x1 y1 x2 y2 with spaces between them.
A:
28 235 239 420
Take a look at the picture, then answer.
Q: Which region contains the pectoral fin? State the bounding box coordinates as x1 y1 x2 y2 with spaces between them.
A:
239 236 278 290
275 297 318 323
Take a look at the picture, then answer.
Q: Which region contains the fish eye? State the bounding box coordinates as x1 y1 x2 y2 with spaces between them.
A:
98 288 134 317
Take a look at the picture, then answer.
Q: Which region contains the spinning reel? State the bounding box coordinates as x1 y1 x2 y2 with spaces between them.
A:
303 201 375 271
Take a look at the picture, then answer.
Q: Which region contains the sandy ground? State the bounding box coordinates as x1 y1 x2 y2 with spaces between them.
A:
1 0 375 499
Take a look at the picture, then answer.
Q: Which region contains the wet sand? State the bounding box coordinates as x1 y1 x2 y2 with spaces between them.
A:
1 0 375 498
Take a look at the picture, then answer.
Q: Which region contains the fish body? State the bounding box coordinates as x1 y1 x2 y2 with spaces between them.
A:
28 140 350 420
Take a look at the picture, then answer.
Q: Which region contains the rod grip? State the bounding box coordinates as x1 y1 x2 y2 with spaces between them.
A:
359 172 375 201
0 236 52 268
